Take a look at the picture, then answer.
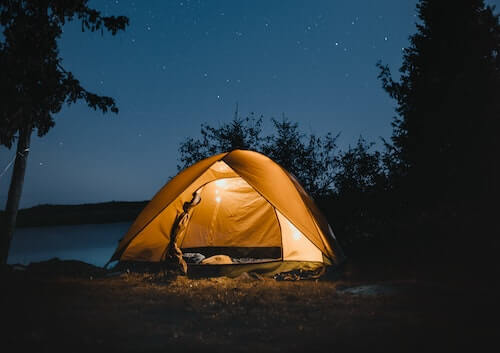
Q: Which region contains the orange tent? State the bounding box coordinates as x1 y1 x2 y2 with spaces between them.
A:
110 150 344 276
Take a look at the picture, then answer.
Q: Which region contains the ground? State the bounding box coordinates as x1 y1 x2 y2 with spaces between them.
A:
0 259 488 353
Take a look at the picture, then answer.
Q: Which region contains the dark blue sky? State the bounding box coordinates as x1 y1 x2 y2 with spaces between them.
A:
1 0 430 207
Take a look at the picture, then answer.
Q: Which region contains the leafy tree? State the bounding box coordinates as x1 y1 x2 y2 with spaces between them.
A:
178 113 339 196
318 137 385 247
0 0 129 264
262 116 339 197
376 0 500 272
377 0 500 204
179 114 400 253
177 111 263 170
334 137 383 196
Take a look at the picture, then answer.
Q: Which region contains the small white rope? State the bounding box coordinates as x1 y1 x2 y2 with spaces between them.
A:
0 148 30 179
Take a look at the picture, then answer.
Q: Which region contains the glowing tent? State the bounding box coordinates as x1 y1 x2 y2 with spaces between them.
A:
109 150 344 276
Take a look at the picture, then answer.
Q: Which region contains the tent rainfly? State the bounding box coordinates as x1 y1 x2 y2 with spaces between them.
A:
109 150 344 277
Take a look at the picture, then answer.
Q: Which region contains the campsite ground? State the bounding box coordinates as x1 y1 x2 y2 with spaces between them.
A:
3 257 489 353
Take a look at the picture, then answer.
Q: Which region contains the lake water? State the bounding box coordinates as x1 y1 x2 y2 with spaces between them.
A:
7 222 133 267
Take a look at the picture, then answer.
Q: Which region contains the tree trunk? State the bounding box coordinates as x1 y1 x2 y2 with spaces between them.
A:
1 125 32 265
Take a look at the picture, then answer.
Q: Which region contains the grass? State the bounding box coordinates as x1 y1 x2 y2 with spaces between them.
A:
2 256 485 353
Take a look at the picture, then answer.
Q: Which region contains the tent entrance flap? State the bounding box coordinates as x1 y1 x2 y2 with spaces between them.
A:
180 177 282 258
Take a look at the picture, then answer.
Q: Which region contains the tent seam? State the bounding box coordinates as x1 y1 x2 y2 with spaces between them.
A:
272 207 284 261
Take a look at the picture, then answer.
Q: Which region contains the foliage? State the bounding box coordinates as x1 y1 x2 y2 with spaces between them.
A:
0 0 129 148
315 137 389 250
0 0 128 266
375 0 500 270
377 0 500 202
261 117 339 196
334 137 384 196
177 113 263 169
178 114 340 197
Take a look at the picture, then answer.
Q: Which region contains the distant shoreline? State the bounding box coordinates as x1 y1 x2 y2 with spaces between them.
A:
1 201 147 228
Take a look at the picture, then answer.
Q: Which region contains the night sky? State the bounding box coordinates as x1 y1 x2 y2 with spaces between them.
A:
0 0 448 208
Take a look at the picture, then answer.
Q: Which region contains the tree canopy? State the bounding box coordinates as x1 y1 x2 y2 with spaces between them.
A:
178 114 340 197
378 0 500 202
0 0 129 148
0 0 128 265
261 118 339 196
178 113 264 169
334 137 384 196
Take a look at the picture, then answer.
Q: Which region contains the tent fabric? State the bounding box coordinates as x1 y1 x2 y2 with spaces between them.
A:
284 171 343 263
112 153 228 261
221 150 333 258
181 178 282 249
277 210 323 262
116 159 237 262
110 150 344 271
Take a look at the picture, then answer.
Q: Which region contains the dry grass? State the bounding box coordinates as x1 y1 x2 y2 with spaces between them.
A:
1 261 484 353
